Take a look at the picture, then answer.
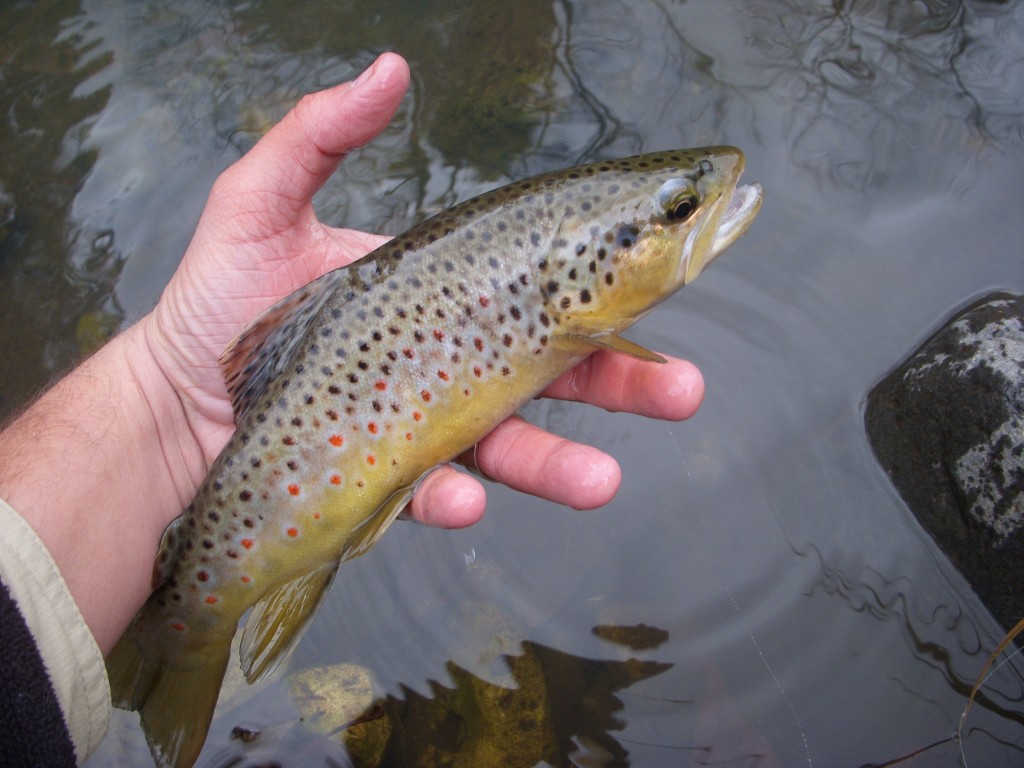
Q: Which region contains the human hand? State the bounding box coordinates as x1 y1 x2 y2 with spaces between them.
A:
144 52 704 529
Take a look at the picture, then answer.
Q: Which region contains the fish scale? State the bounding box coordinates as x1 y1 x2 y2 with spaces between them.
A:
107 146 762 768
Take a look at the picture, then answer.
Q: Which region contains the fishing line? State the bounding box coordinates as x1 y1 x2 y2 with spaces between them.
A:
957 640 1024 768
665 424 814 768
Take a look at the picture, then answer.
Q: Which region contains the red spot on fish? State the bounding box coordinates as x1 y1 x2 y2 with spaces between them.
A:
432 329 444 342
413 411 423 422
473 366 482 377
406 432 413 441
313 512 322 520
421 390 432 402
474 338 484 351
329 475 341 485
197 571 209 582
368 422 378 434
367 455 376 466
287 527 299 537
241 539 253 549
288 484 300 496
170 622 186 632
329 434 343 447
205 596 218 604
375 380 387 391
438 370 449 382
403 348 414 359
241 575 251 583
479 295 491 307
463 388 471 396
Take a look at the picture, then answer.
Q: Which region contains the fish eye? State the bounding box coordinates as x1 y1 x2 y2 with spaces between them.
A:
657 178 700 222
671 195 698 221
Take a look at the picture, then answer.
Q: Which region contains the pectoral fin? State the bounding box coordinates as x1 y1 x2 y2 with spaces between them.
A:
552 331 667 363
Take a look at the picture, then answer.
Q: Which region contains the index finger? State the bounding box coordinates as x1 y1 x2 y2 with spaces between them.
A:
541 352 704 421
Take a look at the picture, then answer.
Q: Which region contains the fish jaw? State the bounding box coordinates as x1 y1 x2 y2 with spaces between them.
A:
711 181 764 261
679 147 763 285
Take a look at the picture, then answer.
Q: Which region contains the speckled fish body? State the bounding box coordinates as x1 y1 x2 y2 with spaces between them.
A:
107 147 762 767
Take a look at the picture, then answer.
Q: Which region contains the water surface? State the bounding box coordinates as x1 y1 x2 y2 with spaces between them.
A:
2 1 1023 766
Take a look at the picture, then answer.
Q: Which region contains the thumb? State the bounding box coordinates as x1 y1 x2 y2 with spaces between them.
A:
218 52 411 210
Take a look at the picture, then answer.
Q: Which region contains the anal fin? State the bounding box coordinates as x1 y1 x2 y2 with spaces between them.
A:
239 564 339 684
237 482 417 684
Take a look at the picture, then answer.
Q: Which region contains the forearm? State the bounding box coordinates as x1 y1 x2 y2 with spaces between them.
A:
0 318 206 653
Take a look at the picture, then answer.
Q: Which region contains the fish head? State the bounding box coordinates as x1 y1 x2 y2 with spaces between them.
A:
551 147 762 330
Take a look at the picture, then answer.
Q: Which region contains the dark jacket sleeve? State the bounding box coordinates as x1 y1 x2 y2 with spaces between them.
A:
0 576 77 767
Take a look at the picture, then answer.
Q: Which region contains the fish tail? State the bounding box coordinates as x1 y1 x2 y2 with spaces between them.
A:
107 624 231 768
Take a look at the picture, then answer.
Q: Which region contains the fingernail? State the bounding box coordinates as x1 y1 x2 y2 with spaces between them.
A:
353 56 379 88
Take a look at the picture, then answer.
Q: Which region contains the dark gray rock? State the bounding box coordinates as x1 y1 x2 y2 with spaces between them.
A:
866 292 1024 631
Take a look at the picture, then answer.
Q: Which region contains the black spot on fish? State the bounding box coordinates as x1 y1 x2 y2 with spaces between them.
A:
580 289 592 304
560 296 572 309
510 305 522 321
605 272 614 286
287 460 299 471
358 361 369 371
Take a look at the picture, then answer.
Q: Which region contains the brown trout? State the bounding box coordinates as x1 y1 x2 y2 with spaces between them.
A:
107 147 762 767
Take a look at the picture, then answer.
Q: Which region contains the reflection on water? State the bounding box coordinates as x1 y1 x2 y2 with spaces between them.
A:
167 636 673 768
1 0 1023 766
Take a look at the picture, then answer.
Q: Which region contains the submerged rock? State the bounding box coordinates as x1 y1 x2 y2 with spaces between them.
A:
866 292 1024 630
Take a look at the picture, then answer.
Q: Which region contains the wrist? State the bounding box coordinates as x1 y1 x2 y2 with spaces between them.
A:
0 319 207 652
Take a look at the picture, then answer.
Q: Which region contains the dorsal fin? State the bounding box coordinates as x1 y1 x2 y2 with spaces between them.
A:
219 269 345 422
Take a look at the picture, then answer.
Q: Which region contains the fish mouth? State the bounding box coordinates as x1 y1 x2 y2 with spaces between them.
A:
681 178 763 285
711 182 763 260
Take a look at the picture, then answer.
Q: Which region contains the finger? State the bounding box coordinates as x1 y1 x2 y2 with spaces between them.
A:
216 52 410 211
407 464 487 529
460 416 622 511
541 352 704 421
